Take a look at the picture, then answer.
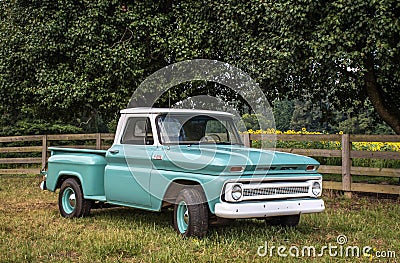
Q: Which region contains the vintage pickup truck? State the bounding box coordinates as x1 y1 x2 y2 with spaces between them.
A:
41 108 325 237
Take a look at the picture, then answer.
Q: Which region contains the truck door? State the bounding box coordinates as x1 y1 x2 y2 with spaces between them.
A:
104 116 155 207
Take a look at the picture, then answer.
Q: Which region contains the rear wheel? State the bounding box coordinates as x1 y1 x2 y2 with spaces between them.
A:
59 178 92 218
173 188 209 237
266 215 300 227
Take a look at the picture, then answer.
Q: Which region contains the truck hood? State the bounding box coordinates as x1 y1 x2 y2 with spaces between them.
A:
155 144 319 176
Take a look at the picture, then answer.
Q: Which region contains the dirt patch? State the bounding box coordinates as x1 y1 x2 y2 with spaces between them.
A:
0 200 57 213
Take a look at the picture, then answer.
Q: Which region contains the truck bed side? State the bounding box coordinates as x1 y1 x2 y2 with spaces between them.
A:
46 147 107 199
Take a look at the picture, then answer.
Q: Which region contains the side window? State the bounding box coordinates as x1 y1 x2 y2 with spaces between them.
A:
158 116 184 143
121 117 154 145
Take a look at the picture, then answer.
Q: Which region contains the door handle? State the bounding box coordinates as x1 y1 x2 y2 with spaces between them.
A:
109 149 119 154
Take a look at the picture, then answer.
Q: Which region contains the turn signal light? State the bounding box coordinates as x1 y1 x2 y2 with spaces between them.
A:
306 165 317 171
230 166 244 172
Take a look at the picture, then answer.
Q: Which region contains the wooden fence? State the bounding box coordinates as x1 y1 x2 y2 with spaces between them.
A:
244 133 400 196
0 134 114 175
0 133 399 196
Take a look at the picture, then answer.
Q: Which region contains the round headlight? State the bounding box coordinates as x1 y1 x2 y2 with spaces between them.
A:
231 185 242 201
312 182 322 196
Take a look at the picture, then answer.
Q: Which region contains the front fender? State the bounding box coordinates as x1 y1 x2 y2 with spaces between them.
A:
150 170 228 213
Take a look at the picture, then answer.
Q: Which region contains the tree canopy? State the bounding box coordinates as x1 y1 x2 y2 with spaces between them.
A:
0 0 399 134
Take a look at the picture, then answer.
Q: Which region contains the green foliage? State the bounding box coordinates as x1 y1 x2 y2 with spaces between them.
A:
0 0 157 131
336 100 395 135
271 98 394 134
0 0 399 133
0 120 82 136
290 100 322 132
241 113 272 130
272 99 294 131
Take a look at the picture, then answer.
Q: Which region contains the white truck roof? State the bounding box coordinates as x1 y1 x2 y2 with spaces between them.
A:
120 107 233 117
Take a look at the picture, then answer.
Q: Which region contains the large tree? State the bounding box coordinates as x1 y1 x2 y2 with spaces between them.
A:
0 0 171 132
202 0 400 133
150 0 400 133
1 0 399 134
307 0 400 134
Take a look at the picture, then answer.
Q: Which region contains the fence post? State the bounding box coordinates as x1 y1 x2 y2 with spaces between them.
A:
41 135 48 170
242 133 251 147
341 134 352 198
96 133 101 150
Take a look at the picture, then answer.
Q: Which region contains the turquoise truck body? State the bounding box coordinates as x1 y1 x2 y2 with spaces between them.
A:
42 108 325 237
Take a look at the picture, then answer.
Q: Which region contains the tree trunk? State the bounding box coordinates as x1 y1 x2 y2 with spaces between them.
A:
364 55 400 134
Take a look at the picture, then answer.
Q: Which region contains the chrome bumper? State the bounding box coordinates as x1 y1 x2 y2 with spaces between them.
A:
39 180 47 191
39 170 47 191
215 199 325 219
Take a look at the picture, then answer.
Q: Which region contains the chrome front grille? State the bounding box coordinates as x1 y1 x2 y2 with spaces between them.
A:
223 180 321 202
243 186 309 197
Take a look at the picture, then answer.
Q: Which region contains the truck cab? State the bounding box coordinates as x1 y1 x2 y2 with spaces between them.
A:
42 108 325 237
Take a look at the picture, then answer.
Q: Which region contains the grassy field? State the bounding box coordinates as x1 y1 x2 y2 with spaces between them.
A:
1 175 399 262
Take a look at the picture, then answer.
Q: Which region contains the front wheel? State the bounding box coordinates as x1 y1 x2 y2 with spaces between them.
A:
173 188 209 237
59 178 92 218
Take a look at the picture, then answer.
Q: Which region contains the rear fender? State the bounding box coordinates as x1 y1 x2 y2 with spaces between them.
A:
55 171 85 193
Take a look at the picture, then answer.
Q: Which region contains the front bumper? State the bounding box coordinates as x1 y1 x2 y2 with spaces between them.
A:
215 198 325 219
39 180 47 191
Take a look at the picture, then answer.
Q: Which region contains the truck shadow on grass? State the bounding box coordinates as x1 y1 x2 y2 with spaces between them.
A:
87 206 319 239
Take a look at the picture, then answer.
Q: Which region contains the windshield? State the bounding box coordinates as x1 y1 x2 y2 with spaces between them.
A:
156 114 243 145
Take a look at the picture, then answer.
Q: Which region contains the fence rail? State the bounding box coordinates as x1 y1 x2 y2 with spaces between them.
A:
0 133 399 196
245 133 400 196
0 133 113 172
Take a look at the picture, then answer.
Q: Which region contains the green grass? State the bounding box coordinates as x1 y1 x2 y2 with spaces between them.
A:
1 175 399 262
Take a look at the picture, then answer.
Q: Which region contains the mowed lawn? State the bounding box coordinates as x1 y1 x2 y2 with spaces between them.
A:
0 175 399 262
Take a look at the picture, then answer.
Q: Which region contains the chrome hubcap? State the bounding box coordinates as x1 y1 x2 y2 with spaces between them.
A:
69 193 76 208
183 209 189 224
